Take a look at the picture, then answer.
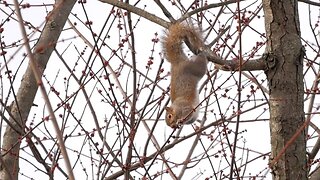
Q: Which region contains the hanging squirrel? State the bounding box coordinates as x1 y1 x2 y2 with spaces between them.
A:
163 23 207 128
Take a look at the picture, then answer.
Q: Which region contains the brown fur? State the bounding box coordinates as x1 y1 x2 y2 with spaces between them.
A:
163 23 207 128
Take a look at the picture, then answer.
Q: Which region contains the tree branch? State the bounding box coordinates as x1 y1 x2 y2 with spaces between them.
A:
177 0 246 23
299 0 320 7
13 0 75 179
98 0 267 71
98 0 170 28
208 52 267 71
105 118 224 180
153 0 175 22
0 0 77 179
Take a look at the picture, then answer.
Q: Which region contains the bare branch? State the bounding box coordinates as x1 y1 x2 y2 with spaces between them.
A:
1 0 77 179
208 53 267 71
154 0 175 22
13 0 75 179
98 0 170 28
177 0 246 22
299 0 320 6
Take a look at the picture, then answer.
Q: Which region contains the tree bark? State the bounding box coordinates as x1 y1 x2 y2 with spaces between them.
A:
0 1 76 179
262 0 307 179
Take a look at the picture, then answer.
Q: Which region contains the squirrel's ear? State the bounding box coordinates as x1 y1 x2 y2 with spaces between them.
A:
165 107 172 112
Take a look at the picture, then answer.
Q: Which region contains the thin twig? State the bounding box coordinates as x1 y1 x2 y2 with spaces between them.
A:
154 0 175 22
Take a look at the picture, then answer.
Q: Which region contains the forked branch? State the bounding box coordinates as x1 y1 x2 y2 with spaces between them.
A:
98 0 267 71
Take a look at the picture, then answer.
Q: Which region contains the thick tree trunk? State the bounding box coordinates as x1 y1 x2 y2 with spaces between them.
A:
0 1 76 179
262 0 307 179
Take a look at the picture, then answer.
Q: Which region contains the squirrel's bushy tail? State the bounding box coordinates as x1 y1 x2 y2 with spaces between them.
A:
163 23 203 64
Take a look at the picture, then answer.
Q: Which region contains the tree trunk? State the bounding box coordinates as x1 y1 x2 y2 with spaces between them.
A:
0 1 76 179
262 0 307 179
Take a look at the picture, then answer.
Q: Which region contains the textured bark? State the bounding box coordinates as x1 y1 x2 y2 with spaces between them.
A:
262 0 307 179
0 1 77 179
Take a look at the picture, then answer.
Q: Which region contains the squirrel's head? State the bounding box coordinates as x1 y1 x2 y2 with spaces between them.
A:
165 106 196 128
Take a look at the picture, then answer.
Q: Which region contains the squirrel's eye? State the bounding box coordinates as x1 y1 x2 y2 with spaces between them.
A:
167 114 172 119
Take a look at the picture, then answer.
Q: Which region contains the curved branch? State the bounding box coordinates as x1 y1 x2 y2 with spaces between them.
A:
99 0 247 27
98 0 170 28
188 31 267 71
299 0 320 6
177 0 246 23
105 118 224 180
98 0 267 72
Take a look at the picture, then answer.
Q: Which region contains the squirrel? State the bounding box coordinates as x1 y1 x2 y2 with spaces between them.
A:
163 23 207 128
